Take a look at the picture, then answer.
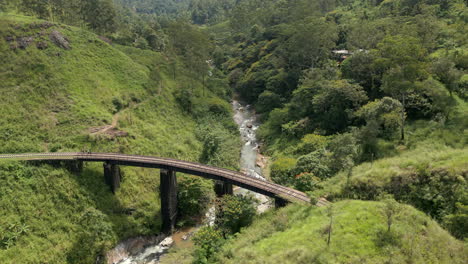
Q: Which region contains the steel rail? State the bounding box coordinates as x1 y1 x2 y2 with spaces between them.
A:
2 152 309 202
83 152 309 199
94 153 308 200
0 152 311 203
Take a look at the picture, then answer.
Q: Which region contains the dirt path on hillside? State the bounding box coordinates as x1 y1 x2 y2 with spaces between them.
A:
88 112 121 135
89 113 120 135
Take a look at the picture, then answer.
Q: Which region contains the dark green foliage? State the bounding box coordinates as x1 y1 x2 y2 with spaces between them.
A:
194 112 240 169
327 133 359 174
310 79 368 134
356 97 403 158
190 194 257 263
192 226 224 263
443 203 468 240
294 134 328 155
294 172 321 192
9 0 118 34
341 51 382 98
175 89 194 113
66 208 115 263
270 157 297 186
295 151 331 179
215 195 257 235
256 90 282 114
177 176 214 224
199 131 221 164
0 222 29 249
431 57 463 96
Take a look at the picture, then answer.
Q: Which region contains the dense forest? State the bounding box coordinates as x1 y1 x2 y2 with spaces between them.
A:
0 0 467 263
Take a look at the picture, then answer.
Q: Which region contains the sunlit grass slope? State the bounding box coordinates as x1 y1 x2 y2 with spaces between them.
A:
216 200 467 264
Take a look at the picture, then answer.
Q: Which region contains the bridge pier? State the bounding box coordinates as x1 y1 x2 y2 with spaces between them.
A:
160 169 178 234
66 160 83 174
214 181 233 197
103 162 121 194
275 197 288 208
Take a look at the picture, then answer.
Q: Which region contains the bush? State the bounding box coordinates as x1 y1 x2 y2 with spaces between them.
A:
175 89 193 113
443 203 468 240
270 157 297 186
177 176 214 224
133 37 149 49
295 151 331 179
294 172 320 192
327 133 359 174
192 226 224 263
294 134 328 155
199 130 221 164
207 98 231 117
215 195 257 235
256 90 282 113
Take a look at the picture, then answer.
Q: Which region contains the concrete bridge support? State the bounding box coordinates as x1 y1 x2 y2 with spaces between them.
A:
275 197 288 208
65 160 83 174
160 169 178 234
214 180 233 197
104 162 121 194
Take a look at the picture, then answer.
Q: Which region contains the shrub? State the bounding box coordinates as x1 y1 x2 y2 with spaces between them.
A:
215 195 257 235
295 151 331 179
177 176 214 224
294 172 320 192
256 90 282 113
294 134 328 155
270 157 297 186
175 89 193 113
443 202 468 240
192 226 224 263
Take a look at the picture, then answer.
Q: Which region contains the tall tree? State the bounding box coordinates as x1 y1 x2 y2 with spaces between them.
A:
374 35 428 140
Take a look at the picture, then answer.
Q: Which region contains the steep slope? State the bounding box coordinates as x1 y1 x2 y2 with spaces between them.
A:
0 14 239 263
215 200 467 264
0 14 200 157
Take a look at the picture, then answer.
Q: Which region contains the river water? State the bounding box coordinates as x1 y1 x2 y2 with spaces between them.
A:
106 100 270 264
232 100 271 212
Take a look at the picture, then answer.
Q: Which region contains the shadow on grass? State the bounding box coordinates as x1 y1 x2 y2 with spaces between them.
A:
374 229 402 248
27 161 161 263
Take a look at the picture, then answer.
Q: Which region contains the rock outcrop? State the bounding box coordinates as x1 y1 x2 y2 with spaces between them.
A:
50 30 70 50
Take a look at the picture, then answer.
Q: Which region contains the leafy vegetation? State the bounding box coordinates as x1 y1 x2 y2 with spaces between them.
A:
0 12 238 263
215 201 467 263
192 194 257 263
208 0 468 241
1 0 467 262
314 143 468 239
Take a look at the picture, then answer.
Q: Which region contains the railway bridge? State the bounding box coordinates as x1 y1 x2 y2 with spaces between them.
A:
0 152 311 233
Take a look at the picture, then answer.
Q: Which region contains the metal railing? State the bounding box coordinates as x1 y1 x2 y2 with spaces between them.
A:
0 152 311 203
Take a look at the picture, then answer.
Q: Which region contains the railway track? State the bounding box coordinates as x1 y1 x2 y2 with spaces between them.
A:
0 152 311 203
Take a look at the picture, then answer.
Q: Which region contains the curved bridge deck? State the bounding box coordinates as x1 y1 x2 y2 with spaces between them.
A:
0 152 311 203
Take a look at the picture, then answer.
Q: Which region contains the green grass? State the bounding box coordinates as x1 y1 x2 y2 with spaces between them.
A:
311 142 467 241
215 200 467 264
316 144 467 196
0 14 239 263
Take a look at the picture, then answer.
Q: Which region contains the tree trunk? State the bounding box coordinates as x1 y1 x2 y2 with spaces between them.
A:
202 74 206 97
387 217 392 233
400 94 406 142
327 214 333 247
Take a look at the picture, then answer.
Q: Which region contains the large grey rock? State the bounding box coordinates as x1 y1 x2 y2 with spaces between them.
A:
17 36 34 49
49 30 70 50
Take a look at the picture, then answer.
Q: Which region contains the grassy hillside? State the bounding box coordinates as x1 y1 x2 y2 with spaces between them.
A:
0 14 239 263
215 200 467 264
